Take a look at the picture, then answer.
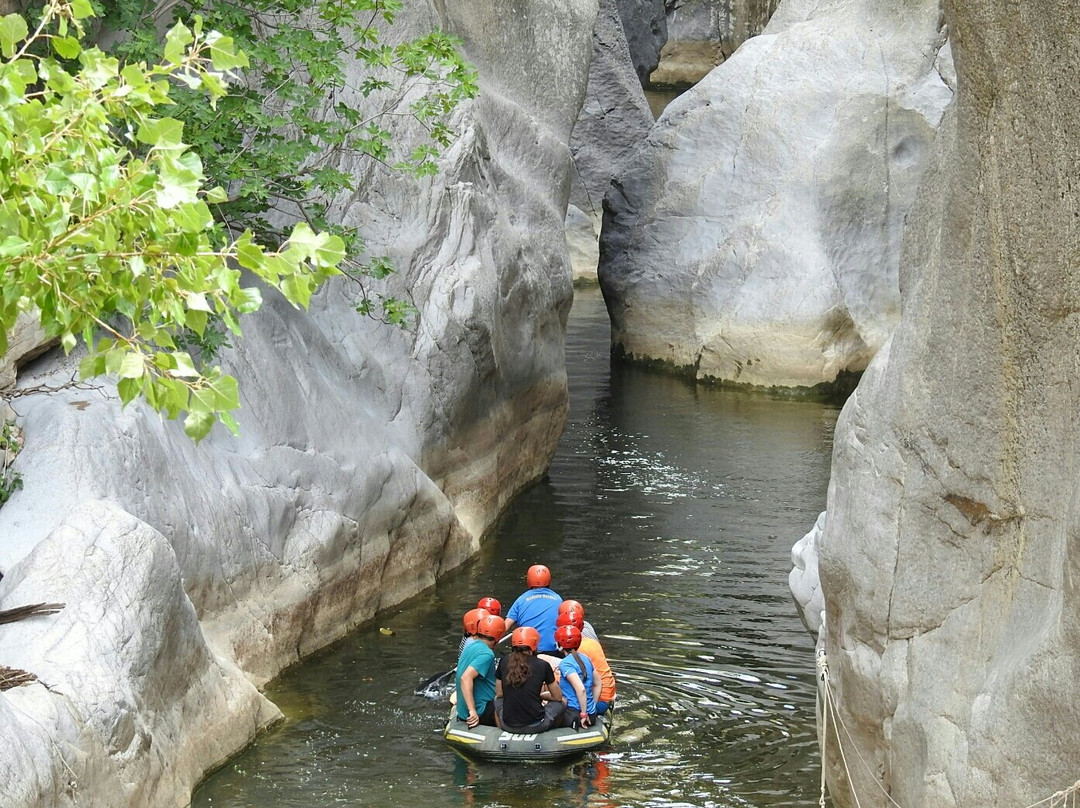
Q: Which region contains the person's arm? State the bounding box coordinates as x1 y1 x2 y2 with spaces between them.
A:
496 678 504 698
565 671 590 727
503 618 516 632
460 667 481 728
592 676 602 706
546 678 564 703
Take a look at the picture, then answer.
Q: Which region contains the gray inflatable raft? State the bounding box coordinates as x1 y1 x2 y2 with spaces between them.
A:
443 712 611 762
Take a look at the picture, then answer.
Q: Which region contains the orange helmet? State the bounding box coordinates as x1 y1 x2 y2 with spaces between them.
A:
463 608 489 635
527 564 551 588
477 596 502 616
554 624 582 650
558 599 584 616
556 609 584 631
511 626 540 652
477 614 506 641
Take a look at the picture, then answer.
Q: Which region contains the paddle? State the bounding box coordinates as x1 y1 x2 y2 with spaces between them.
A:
414 633 516 699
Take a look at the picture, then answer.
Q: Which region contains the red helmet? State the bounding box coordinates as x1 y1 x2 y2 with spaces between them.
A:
558 599 584 617
527 564 551 588
511 626 540 652
557 609 584 631
463 608 490 635
554 624 582 650
477 614 506 641
477 596 502 616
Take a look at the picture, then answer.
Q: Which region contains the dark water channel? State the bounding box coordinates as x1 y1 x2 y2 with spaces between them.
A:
194 288 840 808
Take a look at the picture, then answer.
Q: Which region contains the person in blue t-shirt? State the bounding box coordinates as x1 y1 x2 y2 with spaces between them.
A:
555 624 600 728
455 613 505 727
504 564 563 654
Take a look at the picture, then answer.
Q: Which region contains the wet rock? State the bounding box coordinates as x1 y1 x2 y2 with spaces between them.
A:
0 0 598 805
652 0 780 86
567 0 655 283
805 2 1080 805
600 0 952 389
614 0 668 83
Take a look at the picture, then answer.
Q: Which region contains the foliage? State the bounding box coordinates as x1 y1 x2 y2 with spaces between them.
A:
103 0 479 326
0 0 345 441
0 419 23 503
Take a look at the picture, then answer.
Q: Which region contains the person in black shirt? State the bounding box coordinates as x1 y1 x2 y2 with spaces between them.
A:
495 627 567 732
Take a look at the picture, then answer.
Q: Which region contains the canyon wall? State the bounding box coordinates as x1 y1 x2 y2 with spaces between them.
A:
796 1 1080 804
0 1 597 805
600 0 953 390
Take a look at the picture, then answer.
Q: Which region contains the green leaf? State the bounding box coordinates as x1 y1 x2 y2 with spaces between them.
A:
169 352 199 378
118 352 146 379
206 33 248 71
0 14 29 60
137 117 185 149
183 409 214 442
51 36 82 60
70 0 95 20
117 376 142 405
163 22 193 65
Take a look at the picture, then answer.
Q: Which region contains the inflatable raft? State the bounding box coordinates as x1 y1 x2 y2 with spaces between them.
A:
443 712 611 762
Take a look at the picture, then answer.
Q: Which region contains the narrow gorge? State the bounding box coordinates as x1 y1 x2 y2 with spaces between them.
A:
1 0 1078 806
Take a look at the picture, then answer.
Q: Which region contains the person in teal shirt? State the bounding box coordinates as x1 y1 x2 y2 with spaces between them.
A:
455 614 505 727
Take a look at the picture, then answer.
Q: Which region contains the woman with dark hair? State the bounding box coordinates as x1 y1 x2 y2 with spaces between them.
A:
495 627 566 732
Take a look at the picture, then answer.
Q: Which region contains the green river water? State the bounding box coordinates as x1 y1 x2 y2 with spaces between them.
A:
193 288 840 808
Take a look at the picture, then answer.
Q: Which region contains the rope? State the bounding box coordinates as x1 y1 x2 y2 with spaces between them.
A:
815 651 1079 808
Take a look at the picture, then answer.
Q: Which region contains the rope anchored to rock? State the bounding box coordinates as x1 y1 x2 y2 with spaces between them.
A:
815 651 1080 808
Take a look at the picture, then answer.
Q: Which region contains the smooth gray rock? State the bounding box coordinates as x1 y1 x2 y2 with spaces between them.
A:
1 313 55 391
0 501 277 808
652 0 780 86
567 0 656 283
600 0 952 390
614 0 667 83
806 2 1080 805
0 1 598 805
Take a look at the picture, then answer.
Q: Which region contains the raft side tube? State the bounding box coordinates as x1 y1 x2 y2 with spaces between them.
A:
443 712 611 762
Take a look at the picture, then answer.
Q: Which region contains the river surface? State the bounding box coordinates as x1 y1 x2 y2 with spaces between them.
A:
194 288 840 808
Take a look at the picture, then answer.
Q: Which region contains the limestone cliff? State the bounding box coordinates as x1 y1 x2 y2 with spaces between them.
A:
599 0 953 390
798 1 1080 804
0 1 597 805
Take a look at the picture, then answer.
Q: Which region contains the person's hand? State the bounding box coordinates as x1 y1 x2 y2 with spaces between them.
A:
579 710 590 728
467 710 480 728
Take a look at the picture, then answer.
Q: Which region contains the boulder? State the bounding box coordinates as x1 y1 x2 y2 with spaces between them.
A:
567 0 656 284
0 501 277 808
0 0 598 804
803 2 1080 805
652 0 780 86
614 0 668 83
599 0 953 390
1 313 56 391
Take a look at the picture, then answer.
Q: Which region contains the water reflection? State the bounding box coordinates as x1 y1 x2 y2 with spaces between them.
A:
193 289 839 808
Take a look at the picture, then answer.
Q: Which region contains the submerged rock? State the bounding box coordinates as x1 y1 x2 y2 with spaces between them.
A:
800 2 1080 805
0 1 597 805
599 0 953 390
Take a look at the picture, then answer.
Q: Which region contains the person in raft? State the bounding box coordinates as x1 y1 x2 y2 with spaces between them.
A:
455 613 506 728
555 624 601 728
505 564 563 654
495 627 567 732
458 607 490 659
558 599 598 640
558 608 616 714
